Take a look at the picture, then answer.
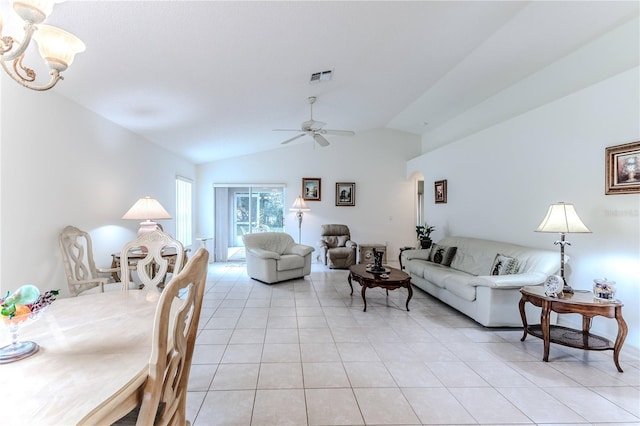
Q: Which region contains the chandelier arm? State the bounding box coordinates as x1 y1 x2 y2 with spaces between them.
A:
1 59 61 91
0 22 37 62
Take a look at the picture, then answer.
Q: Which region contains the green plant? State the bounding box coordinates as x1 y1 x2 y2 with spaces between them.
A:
415 224 435 240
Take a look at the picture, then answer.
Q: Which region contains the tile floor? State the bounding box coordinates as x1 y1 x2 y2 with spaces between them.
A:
186 262 640 425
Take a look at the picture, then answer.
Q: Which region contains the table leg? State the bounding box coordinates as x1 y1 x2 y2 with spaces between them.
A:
541 301 551 362
361 285 368 312
613 306 628 373
519 296 528 342
348 273 353 296
405 284 412 311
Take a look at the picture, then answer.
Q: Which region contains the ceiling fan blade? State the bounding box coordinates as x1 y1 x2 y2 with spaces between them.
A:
281 133 306 144
319 129 355 136
313 134 330 147
274 128 303 132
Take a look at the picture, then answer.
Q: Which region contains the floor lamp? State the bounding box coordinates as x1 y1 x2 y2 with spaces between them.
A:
535 202 591 293
290 196 310 244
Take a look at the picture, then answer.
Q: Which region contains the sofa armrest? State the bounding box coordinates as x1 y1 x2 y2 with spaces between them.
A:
346 240 357 249
469 272 547 289
403 249 431 261
246 248 280 260
289 244 315 257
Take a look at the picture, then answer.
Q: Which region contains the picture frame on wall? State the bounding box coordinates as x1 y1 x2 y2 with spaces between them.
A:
302 178 321 201
335 182 355 206
434 179 447 204
606 141 640 195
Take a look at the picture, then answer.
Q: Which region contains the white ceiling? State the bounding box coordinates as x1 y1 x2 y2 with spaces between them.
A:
8 1 638 164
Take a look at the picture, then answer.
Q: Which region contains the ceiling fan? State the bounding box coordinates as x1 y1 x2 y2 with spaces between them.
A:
274 96 355 147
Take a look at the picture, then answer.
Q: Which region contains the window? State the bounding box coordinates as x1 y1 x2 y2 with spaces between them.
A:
175 176 193 247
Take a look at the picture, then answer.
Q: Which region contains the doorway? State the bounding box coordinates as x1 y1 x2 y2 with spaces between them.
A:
214 185 285 261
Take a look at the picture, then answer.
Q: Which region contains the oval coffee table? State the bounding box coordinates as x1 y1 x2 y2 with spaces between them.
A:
348 264 412 312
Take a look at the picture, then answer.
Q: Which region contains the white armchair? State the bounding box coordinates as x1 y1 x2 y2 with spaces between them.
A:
242 232 314 284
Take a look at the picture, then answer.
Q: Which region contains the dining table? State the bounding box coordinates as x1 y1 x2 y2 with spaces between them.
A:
0 289 160 425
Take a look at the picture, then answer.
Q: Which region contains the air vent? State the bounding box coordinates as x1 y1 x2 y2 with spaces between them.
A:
310 70 333 83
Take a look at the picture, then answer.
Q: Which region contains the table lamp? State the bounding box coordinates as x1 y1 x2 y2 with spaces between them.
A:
290 195 310 244
122 196 172 236
535 202 591 293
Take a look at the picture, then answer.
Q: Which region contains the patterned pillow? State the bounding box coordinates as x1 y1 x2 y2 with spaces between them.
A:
429 244 457 266
490 253 520 275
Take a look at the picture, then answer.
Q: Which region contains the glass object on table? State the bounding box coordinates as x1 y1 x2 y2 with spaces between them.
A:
0 307 47 363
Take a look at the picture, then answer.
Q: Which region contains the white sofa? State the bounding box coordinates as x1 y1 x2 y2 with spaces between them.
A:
401 236 561 327
242 232 315 284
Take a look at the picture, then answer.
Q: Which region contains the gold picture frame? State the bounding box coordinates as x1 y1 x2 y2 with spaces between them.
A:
302 178 321 201
434 179 447 204
606 141 640 195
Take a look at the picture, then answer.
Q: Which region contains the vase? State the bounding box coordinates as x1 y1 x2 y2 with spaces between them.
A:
420 239 432 249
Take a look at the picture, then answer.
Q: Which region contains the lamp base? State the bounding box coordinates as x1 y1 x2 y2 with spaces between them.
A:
137 220 159 237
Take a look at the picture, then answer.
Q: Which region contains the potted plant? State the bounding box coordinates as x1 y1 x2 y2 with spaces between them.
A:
416 224 435 249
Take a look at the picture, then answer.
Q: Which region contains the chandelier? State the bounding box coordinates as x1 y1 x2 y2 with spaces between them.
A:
0 0 85 91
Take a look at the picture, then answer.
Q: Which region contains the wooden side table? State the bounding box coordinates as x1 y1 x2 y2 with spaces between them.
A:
519 286 628 372
358 244 387 264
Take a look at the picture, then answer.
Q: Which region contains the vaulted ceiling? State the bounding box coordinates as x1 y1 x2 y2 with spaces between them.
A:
6 1 638 164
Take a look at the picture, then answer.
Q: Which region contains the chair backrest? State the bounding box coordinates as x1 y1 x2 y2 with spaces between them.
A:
320 224 351 247
242 232 295 254
120 230 185 291
135 248 209 426
58 225 102 296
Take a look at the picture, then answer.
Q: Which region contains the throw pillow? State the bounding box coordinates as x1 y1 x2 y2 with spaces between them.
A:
324 236 338 248
429 244 457 266
490 253 520 275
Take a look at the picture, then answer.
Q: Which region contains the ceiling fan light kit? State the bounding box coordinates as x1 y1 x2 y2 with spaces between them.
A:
275 96 355 147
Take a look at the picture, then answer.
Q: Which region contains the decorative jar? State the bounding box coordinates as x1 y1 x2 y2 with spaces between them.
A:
593 278 616 300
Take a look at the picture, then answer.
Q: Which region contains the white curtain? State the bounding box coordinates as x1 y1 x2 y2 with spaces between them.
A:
214 187 229 262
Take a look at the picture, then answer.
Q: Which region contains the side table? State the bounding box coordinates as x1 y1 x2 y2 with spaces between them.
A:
398 246 415 270
519 286 628 372
358 244 387 264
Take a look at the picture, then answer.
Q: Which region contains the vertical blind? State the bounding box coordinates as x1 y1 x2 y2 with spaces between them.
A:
175 176 193 247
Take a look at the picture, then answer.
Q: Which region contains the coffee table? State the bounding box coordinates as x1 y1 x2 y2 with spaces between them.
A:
348 264 412 312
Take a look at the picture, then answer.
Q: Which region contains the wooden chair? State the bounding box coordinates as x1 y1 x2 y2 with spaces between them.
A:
120 230 185 291
58 225 119 296
115 248 209 425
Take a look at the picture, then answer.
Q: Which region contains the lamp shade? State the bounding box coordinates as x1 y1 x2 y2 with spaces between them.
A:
289 196 310 212
535 202 591 234
33 24 86 72
122 197 171 221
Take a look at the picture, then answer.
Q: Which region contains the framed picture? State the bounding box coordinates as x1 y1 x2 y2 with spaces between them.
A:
302 178 321 201
434 179 447 204
335 182 355 206
606 141 640 195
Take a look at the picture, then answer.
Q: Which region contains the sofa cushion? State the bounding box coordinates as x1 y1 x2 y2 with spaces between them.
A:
429 244 457 266
422 263 458 289
490 253 520 275
405 259 428 278
443 274 477 301
277 254 305 271
328 247 352 259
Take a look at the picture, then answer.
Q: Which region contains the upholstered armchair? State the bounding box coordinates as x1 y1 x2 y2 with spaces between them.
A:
242 232 314 284
319 224 357 269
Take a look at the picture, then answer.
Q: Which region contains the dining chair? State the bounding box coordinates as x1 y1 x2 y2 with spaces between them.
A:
120 230 185 291
115 248 209 426
58 225 119 296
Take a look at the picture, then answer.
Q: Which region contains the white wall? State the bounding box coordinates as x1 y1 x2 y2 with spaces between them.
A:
196 129 422 261
408 67 639 350
0 78 195 297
